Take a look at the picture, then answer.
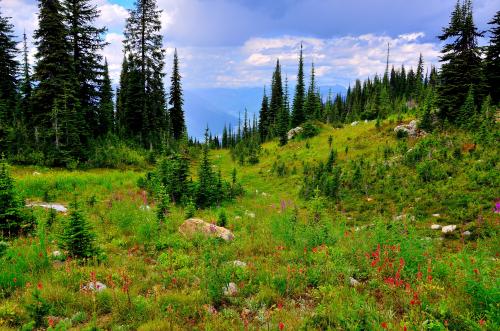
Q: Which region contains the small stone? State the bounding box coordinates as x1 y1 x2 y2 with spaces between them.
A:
234 216 241 220
83 281 107 292
232 260 247 268
442 225 457 234
245 211 256 218
366 197 374 202
432 214 441 217
349 277 360 287
52 250 62 257
33 171 41 176
223 282 238 296
431 224 441 230
462 231 471 236
351 121 359 126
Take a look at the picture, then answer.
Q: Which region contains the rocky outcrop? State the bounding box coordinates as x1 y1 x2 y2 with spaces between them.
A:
394 120 426 138
179 218 234 241
287 127 303 140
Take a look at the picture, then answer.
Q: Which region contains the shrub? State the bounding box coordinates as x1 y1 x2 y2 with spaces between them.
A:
300 121 320 139
416 159 447 182
218 209 227 227
25 288 50 329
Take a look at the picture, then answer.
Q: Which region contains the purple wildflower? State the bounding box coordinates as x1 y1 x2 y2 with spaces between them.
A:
494 201 500 214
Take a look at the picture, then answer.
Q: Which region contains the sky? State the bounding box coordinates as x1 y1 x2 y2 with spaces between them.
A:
1 0 497 90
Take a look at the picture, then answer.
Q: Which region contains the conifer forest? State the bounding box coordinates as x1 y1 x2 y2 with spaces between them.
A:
0 0 498 330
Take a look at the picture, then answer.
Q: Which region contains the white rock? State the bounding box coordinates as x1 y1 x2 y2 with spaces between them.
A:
462 231 471 236
32 171 41 176
223 282 238 296
83 281 107 292
52 250 62 257
351 121 359 126
432 214 441 217
232 260 247 268
431 224 441 230
349 277 360 287
234 216 241 220
179 218 235 241
442 225 457 234
26 202 68 213
287 127 303 140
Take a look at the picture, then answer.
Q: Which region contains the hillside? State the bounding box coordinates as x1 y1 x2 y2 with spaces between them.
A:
1 119 498 330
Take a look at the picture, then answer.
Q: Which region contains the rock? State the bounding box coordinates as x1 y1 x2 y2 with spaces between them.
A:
139 205 151 211
232 260 247 268
432 214 441 217
245 211 256 218
351 121 359 126
32 171 41 176
52 250 62 257
179 218 235 241
442 225 457 234
26 202 67 213
287 127 303 140
234 216 241 220
83 281 107 292
364 119 368 123
223 282 238 296
431 224 441 230
394 120 426 138
205 305 217 315
462 231 472 236
366 197 374 202
349 277 360 287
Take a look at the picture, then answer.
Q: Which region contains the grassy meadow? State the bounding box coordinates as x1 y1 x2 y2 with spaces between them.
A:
0 118 498 330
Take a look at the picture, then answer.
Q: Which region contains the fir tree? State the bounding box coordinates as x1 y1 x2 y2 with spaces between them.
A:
258 88 269 141
437 0 486 123
269 59 284 135
63 0 107 137
33 0 75 159
291 43 306 127
485 11 500 104
305 63 321 120
0 161 32 237
458 85 477 129
169 49 185 140
196 127 215 208
97 59 114 135
277 76 290 146
19 31 33 129
123 0 167 148
61 199 96 259
0 10 19 152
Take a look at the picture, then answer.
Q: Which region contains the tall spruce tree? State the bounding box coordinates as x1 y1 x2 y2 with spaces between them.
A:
485 11 500 104
169 49 185 140
305 63 322 120
123 0 167 149
269 59 284 136
437 0 485 123
33 0 80 162
291 43 305 127
19 32 32 129
63 0 107 138
258 88 269 141
97 59 114 135
0 9 19 152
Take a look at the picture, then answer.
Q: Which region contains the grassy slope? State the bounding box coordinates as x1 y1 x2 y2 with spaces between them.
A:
1 119 498 330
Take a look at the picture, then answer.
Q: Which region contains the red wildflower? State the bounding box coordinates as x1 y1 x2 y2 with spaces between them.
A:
48 317 55 327
403 326 407 331
277 302 283 310
381 322 388 329
279 322 285 330
427 275 433 282
13 277 16 283
37 282 43 290
473 268 479 275
444 320 448 327
479 319 485 326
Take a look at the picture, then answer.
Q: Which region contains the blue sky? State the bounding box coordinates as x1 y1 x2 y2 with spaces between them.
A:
2 0 497 89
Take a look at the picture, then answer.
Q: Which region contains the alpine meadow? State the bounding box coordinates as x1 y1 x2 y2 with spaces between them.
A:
0 0 499 330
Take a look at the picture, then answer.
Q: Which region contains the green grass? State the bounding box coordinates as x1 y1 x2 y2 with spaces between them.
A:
1 118 498 330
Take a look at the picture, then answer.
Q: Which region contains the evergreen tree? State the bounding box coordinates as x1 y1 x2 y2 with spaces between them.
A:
458 85 477 128
291 43 306 127
123 0 167 148
0 161 33 237
116 56 129 135
196 127 215 208
258 88 269 141
157 153 189 204
19 31 33 130
437 0 485 123
63 0 107 137
416 53 425 100
97 59 114 135
60 199 96 258
0 10 19 152
269 59 284 135
169 49 185 140
305 63 320 120
485 11 500 104
33 0 77 161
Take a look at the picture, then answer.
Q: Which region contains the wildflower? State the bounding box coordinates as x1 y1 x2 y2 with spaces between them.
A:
277 302 283 310
427 275 433 282
473 268 479 275
279 322 285 330
444 320 448 327
381 322 388 329
416 266 422 280
403 326 407 331
493 201 500 214
48 317 55 327
479 319 485 326
37 282 43 290
13 277 16 283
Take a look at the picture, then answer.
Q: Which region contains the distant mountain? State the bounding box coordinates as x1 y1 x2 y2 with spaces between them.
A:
184 85 347 139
